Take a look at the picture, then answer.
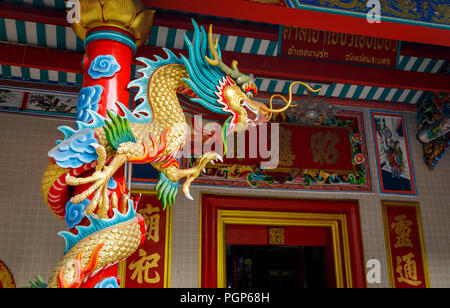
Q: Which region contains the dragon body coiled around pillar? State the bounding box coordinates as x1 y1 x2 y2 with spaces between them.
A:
41 19 313 288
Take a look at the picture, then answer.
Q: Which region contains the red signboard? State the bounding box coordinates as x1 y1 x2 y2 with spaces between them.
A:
382 201 429 288
187 111 371 192
220 123 354 173
120 193 171 288
281 26 399 67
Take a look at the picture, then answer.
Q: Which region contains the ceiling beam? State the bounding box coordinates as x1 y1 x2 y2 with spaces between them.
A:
0 78 80 94
1 2 450 59
401 42 450 61
138 46 450 93
221 50 450 92
0 79 417 112
143 0 450 47
152 11 279 41
0 41 445 92
0 2 279 41
0 2 67 26
0 42 83 73
3 42 445 93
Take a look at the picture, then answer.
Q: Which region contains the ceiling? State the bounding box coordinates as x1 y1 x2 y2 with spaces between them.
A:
0 0 449 118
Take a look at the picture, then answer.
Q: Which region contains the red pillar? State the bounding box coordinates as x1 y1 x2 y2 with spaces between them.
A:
72 27 139 218
68 2 154 287
81 28 134 116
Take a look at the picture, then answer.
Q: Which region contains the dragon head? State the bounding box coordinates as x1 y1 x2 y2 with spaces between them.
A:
204 25 296 133
181 21 295 135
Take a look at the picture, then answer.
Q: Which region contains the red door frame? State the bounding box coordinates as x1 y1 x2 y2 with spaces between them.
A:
200 193 366 288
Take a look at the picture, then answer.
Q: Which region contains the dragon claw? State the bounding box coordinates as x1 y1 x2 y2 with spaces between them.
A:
184 191 194 201
66 167 112 218
65 154 128 219
215 154 223 163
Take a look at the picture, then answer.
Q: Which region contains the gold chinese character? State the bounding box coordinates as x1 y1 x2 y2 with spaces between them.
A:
269 227 285 245
279 127 295 167
128 249 161 284
396 252 422 287
391 215 413 248
310 131 340 166
138 203 160 243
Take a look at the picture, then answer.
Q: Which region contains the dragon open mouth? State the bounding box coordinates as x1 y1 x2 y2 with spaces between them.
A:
241 100 263 125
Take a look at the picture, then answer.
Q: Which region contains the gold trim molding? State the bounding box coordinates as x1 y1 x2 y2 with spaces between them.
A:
216 210 353 288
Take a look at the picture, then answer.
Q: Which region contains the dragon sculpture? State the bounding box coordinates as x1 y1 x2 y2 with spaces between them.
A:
41 19 314 288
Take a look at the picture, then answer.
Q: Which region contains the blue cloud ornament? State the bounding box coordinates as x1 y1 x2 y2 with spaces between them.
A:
89 55 121 79
76 85 103 125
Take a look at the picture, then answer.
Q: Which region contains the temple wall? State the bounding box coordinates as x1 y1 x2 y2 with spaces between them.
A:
0 113 71 287
0 110 449 287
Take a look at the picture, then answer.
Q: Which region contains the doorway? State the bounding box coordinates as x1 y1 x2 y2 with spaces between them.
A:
216 210 344 287
226 245 327 288
200 194 366 288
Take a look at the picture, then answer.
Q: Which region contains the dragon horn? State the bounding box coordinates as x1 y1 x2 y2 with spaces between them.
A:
205 24 253 87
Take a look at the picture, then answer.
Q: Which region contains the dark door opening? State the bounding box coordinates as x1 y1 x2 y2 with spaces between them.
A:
226 245 327 288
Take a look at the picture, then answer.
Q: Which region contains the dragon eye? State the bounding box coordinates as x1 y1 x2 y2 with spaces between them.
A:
245 84 258 98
